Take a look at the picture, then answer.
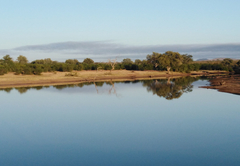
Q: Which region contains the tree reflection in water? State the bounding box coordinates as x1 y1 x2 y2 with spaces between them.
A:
15 87 31 94
0 76 200 99
143 77 199 100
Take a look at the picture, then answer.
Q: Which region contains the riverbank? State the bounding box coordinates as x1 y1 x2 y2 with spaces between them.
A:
201 74 240 95
0 70 228 88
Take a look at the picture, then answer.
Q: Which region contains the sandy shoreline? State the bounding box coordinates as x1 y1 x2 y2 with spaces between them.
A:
0 70 228 89
200 74 240 95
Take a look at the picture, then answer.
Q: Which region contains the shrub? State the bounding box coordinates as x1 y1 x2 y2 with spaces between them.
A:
33 66 42 75
23 66 32 75
83 58 94 64
0 66 7 75
65 72 78 76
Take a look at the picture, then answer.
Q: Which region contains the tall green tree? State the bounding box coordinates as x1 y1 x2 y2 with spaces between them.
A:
122 58 133 64
17 55 28 64
182 54 193 64
83 58 94 64
65 59 79 65
3 55 13 64
134 59 142 65
122 58 133 70
147 52 161 69
146 51 193 72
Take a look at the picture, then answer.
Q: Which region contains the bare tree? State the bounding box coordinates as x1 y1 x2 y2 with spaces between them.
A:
108 81 116 95
94 82 99 94
96 66 102 72
92 80 120 97
167 66 171 74
108 58 117 72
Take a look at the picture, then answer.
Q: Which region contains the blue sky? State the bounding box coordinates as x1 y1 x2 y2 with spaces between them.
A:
0 0 240 61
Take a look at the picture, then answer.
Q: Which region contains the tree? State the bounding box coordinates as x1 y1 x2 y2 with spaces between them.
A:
32 65 43 75
108 58 117 71
43 58 53 64
0 65 7 75
65 59 79 65
83 58 94 64
3 55 13 64
147 52 160 69
122 58 133 64
182 54 193 64
146 51 193 72
233 60 240 74
32 59 44 64
221 58 233 66
143 77 197 100
15 87 30 94
161 51 184 70
236 60 240 66
2 55 14 72
17 55 28 64
122 58 133 70
32 58 53 64
135 59 142 65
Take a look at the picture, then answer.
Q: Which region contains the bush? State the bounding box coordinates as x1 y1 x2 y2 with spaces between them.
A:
83 58 94 64
0 66 7 75
14 68 22 75
65 72 78 76
57 64 67 72
66 64 73 72
33 66 42 75
178 64 188 73
74 64 83 71
23 66 32 75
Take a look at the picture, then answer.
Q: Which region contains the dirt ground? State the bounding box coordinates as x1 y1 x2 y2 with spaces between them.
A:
201 74 240 95
0 70 228 89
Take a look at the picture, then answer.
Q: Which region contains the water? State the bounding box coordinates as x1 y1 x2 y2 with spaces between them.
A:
0 77 239 166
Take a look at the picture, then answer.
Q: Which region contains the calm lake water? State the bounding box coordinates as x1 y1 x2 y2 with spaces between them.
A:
0 77 239 166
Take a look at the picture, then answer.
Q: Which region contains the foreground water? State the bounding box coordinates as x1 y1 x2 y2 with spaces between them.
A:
0 77 239 166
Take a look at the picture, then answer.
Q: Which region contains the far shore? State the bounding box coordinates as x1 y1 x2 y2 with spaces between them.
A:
0 70 228 89
201 74 240 95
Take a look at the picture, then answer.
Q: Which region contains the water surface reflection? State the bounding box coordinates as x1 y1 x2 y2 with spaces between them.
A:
0 76 204 100
0 76 239 166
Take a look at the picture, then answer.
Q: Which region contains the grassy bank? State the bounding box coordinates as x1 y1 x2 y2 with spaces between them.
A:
0 70 228 89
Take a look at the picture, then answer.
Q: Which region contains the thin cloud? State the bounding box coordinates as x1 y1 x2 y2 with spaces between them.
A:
14 41 240 53
1 41 239 61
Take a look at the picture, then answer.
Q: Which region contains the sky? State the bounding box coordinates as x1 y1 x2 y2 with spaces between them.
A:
0 0 240 61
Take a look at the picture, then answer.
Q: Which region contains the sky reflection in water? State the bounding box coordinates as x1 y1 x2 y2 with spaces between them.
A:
0 77 239 166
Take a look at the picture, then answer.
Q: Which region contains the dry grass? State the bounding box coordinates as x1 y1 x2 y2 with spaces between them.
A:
0 70 228 88
65 72 78 77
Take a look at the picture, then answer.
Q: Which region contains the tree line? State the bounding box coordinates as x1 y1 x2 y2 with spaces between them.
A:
0 51 239 75
196 58 240 73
